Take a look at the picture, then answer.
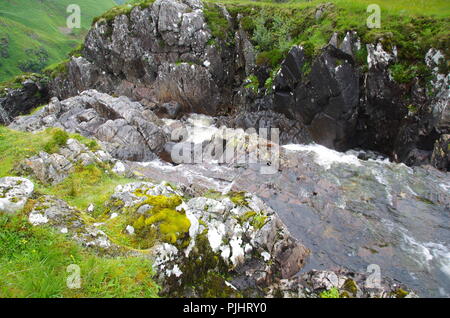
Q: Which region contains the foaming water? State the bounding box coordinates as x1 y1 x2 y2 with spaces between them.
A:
283 143 362 169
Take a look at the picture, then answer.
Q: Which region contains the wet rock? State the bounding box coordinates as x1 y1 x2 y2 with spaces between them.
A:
273 44 359 151
9 90 168 162
267 269 418 298
431 134 449 171
270 32 449 171
0 177 34 214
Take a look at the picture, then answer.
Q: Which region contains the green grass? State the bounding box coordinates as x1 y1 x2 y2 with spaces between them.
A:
0 126 133 215
0 0 118 82
0 212 160 298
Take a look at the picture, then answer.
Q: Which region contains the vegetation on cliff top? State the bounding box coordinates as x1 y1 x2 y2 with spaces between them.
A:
211 0 449 70
0 73 49 98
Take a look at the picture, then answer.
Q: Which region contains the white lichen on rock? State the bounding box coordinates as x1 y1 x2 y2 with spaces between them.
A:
0 177 34 214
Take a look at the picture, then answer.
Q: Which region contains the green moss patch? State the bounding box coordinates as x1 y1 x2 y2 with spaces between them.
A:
204 3 234 42
43 59 69 79
319 287 340 298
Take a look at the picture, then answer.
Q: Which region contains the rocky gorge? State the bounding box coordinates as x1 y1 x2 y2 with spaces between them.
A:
0 0 449 298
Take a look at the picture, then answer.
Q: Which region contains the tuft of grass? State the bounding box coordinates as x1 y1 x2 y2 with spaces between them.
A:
43 60 70 79
43 130 70 154
0 126 57 177
204 3 233 42
92 1 155 26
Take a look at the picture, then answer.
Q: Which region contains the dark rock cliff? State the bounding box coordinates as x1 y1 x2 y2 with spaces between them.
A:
0 75 49 125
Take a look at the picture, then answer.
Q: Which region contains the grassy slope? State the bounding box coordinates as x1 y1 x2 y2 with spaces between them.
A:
0 126 161 297
0 0 118 82
0 212 160 298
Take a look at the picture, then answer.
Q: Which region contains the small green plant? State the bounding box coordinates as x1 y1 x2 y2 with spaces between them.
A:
43 129 69 154
319 287 340 298
229 191 249 206
264 66 280 92
390 63 432 84
355 46 368 66
244 75 259 92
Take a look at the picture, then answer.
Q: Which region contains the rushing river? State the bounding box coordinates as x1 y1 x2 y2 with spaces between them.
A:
131 114 450 297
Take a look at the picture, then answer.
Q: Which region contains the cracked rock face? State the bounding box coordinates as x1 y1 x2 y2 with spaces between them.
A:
0 177 34 214
10 90 168 161
51 0 239 116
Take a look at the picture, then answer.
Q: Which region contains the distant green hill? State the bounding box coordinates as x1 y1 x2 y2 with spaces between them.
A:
0 0 117 82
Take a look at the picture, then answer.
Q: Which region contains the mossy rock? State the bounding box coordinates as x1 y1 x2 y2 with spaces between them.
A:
393 288 409 298
342 278 358 297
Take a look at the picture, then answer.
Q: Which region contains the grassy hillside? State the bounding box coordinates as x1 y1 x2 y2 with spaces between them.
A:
0 0 118 82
